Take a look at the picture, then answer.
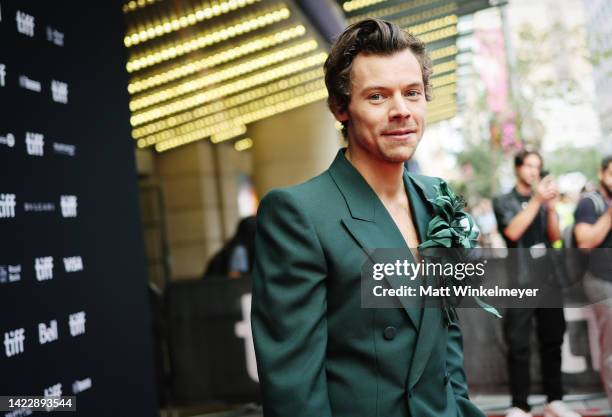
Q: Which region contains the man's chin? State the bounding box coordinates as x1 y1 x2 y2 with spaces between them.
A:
381 148 416 163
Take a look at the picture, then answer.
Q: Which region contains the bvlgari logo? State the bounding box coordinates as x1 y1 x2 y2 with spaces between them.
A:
53 142 76 156
35 256 54 281
4 328 25 357
19 75 41 92
60 195 77 218
0 193 17 218
16 10 35 37
51 80 68 104
69 311 86 336
25 131 44 156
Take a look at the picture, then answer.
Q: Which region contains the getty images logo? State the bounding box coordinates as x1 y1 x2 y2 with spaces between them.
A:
35 256 54 281
0 193 17 218
69 311 86 336
4 328 25 357
60 195 77 218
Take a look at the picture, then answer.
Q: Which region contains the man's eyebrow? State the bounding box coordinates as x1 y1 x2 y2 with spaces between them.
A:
361 81 424 93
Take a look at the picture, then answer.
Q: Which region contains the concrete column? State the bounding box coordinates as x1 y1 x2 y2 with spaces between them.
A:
156 141 221 280
250 100 343 197
155 140 253 281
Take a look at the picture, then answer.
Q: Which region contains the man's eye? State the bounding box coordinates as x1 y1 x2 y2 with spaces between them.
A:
369 93 382 100
405 90 421 97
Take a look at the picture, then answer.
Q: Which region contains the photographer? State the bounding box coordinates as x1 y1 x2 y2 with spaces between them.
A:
493 150 575 417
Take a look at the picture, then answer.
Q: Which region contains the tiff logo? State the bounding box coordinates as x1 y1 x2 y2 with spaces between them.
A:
64 256 83 273
16 10 35 37
60 195 77 218
69 311 86 336
35 256 54 281
0 63 6 87
25 132 44 156
0 193 17 218
51 80 68 104
39 320 58 344
43 383 62 410
4 328 25 357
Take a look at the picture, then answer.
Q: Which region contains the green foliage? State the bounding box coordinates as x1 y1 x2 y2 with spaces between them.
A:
544 146 602 183
455 143 505 202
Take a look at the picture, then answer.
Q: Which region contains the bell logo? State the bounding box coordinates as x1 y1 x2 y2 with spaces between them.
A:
39 320 58 344
69 311 86 336
0 193 16 218
60 195 77 218
35 256 54 281
25 131 44 156
4 328 25 357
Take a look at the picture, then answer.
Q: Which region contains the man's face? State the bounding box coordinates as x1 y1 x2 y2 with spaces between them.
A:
600 162 612 197
334 49 427 164
516 154 542 186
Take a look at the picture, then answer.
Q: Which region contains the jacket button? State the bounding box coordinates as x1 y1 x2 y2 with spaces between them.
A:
383 326 397 340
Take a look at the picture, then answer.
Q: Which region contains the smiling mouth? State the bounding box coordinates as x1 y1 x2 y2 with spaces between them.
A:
381 129 417 137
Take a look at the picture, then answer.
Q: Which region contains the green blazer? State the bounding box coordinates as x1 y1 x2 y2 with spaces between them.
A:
251 149 485 417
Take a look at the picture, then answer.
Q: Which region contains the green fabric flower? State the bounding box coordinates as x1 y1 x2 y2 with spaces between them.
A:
418 181 501 319
418 181 479 249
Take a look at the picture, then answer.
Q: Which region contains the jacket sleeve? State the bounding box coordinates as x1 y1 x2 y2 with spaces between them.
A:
251 189 332 417
446 321 486 417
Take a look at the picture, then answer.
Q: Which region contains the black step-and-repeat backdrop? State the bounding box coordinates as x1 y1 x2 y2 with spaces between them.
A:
0 1 157 416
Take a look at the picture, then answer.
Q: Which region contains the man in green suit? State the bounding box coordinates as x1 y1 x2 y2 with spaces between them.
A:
251 18 486 417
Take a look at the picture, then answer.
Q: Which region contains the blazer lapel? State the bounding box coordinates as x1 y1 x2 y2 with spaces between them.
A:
328 151 446 390
405 172 444 390
328 150 423 329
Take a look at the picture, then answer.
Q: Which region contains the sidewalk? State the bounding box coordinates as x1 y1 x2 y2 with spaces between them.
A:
163 393 612 417
474 393 612 417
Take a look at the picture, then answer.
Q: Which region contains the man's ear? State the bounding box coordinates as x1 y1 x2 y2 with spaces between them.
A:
329 101 349 123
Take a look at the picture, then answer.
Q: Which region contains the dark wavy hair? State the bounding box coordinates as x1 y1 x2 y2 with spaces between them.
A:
324 18 433 137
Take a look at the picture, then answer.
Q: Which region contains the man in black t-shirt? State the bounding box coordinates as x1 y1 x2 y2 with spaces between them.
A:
577 155 612 404
493 150 575 417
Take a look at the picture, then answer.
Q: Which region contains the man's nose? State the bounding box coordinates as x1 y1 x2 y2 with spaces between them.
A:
389 94 411 120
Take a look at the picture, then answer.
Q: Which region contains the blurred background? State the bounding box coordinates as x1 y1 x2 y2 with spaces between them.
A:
1 0 611 416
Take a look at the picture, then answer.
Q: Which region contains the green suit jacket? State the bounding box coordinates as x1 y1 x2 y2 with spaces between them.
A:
251 149 485 417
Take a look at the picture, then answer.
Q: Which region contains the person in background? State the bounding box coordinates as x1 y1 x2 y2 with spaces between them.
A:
577 156 612 404
493 150 576 417
203 216 256 278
